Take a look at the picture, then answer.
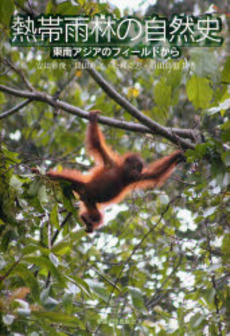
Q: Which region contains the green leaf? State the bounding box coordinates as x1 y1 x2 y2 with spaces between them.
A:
52 241 71 255
0 92 6 104
12 264 40 301
203 288 216 305
10 176 23 191
191 49 218 78
207 97 230 116
189 312 206 329
222 151 230 166
50 204 59 229
221 233 230 259
49 252 59 268
0 0 14 26
221 56 230 82
38 185 48 203
154 78 172 114
0 255 6 269
128 286 145 310
24 256 63 284
42 296 59 310
186 75 213 109
22 244 39 255
32 312 83 327
65 275 91 296
86 279 110 303
28 180 42 197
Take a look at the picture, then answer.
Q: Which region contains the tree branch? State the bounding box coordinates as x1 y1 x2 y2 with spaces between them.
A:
2 58 35 92
0 257 22 283
0 84 194 149
80 59 197 141
51 212 72 246
14 0 37 17
0 98 32 120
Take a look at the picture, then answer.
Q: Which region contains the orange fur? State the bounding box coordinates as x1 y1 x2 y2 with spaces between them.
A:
44 111 184 233
103 151 180 206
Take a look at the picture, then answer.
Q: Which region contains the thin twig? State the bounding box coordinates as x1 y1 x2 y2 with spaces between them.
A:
2 58 35 92
94 196 181 334
91 266 120 292
45 212 72 288
0 257 22 282
0 98 32 119
205 221 223 336
51 212 72 246
146 253 183 308
14 0 37 17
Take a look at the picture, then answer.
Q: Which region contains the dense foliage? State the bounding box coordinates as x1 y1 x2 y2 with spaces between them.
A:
0 1 230 335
